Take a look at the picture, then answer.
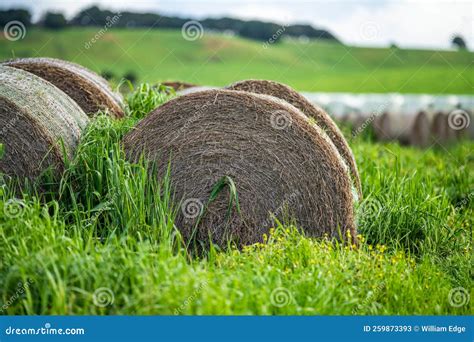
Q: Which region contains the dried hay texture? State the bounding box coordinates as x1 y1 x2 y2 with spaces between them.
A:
0 66 89 179
226 79 362 198
123 89 356 248
2 57 124 118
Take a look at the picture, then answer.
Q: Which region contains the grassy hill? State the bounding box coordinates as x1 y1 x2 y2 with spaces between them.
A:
1 28 473 94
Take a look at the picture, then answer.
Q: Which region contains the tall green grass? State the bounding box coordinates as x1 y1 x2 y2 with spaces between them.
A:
0 84 472 315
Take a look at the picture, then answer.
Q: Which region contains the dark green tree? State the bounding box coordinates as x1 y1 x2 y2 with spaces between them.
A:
0 9 31 26
452 35 467 50
42 12 67 29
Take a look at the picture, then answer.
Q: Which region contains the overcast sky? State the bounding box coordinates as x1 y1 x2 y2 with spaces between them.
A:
1 0 472 49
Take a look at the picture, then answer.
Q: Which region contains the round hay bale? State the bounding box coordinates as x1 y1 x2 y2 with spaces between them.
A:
431 111 466 144
375 111 431 147
350 112 368 136
469 111 474 140
2 57 124 118
226 79 362 198
123 89 356 247
431 112 449 143
372 112 390 141
0 66 89 179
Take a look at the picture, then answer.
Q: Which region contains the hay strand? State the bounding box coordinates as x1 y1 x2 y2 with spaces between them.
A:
123 89 356 247
2 57 124 118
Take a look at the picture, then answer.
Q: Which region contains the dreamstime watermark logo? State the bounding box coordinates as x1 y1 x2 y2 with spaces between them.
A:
270 110 293 130
448 287 470 307
3 198 26 218
270 287 292 307
181 20 204 41
84 13 122 49
174 281 208 314
262 24 289 49
352 103 388 138
448 109 470 130
168 100 213 144
94 114 113 130
359 198 382 220
181 198 204 219
359 21 379 41
454 191 473 211
262 190 300 228
3 20 26 41
353 281 386 314
5 323 85 336
84 191 119 227
92 287 115 307
0 278 35 313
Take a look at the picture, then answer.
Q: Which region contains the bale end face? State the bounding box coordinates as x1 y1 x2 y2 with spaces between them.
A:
123 89 357 248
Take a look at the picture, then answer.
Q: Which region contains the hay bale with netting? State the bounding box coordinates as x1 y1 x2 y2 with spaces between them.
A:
123 89 356 248
2 57 124 118
226 79 362 198
375 111 431 147
0 66 89 179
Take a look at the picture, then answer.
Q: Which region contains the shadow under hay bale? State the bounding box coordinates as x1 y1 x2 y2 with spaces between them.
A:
0 66 89 180
123 89 357 248
226 79 362 199
374 111 431 147
2 57 124 119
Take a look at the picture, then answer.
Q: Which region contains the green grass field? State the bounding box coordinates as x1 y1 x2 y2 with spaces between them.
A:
0 86 472 315
1 28 473 94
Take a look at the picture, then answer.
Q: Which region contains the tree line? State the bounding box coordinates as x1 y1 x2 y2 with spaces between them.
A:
0 6 339 43
1 6 468 49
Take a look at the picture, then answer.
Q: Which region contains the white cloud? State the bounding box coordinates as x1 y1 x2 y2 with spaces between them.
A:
318 0 473 49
